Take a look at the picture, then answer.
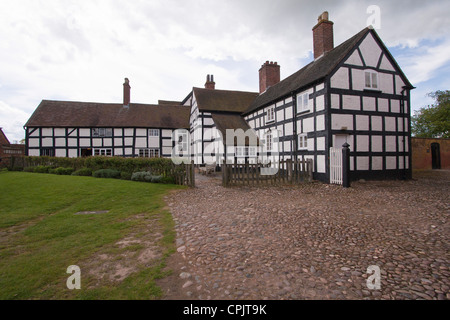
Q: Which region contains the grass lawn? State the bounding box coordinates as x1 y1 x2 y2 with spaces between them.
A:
0 171 184 299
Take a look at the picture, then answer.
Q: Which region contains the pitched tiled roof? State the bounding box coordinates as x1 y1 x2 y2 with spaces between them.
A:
25 100 190 129
211 113 259 146
193 87 259 113
245 27 371 114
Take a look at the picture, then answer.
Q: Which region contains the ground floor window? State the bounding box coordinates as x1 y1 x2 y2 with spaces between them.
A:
41 148 55 156
93 148 112 156
235 146 257 157
298 134 308 150
139 148 159 158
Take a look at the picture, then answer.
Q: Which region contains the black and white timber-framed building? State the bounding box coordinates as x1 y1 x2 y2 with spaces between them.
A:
24 12 414 183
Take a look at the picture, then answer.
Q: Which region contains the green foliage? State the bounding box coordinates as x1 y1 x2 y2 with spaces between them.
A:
93 169 121 179
412 90 450 138
19 156 190 185
130 172 163 183
71 167 93 176
52 167 74 175
120 171 132 180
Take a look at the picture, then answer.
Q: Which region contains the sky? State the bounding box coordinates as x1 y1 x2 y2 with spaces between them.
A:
1 0 449 142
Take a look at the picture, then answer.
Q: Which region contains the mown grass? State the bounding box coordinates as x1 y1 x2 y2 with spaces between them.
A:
0 171 183 299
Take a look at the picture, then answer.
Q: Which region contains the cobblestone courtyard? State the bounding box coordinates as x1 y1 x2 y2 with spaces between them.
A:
162 170 449 300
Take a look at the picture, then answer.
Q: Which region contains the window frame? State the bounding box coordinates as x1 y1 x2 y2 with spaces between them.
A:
139 148 160 158
266 105 275 123
93 148 112 157
297 92 310 113
364 70 379 90
149 129 159 137
298 134 308 150
92 128 112 137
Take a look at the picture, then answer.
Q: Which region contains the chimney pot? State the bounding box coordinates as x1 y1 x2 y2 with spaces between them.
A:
205 74 215 90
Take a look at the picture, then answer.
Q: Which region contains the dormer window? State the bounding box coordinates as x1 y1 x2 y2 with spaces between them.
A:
365 70 379 90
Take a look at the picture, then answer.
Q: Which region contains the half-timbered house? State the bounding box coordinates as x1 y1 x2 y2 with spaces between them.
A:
24 11 414 183
24 79 190 158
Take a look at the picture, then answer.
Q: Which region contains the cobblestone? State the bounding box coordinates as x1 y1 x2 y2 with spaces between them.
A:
164 170 450 300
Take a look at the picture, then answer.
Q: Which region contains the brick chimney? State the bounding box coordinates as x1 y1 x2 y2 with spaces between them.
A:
205 74 215 90
312 11 334 60
123 78 130 106
259 61 280 93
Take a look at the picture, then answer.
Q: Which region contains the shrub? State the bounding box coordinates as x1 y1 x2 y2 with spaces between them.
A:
93 169 121 179
160 176 176 184
71 168 93 176
52 167 74 175
34 165 52 173
24 167 35 172
131 171 152 182
131 172 163 183
120 171 132 180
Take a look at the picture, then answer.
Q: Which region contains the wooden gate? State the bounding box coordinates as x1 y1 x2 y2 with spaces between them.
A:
329 147 343 185
222 158 313 187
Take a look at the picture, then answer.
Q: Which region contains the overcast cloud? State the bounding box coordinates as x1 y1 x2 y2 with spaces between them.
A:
1 0 449 141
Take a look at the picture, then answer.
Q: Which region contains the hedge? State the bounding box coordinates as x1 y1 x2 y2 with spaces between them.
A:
12 156 193 185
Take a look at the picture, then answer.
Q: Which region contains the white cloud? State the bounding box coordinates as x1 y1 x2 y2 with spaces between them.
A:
0 101 29 142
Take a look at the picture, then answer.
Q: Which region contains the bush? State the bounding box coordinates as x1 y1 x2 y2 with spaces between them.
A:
34 165 52 173
24 167 35 172
93 169 121 179
71 168 93 176
160 176 176 184
131 172 163 183
52 167 74 175
131 171 152 182
120 171 132 180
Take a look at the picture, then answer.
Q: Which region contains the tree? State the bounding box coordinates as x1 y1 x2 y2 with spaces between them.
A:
411 90 450 138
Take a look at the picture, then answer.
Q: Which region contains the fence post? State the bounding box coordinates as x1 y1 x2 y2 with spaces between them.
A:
342 142 351 188
190 160 195 187
223 159 228 187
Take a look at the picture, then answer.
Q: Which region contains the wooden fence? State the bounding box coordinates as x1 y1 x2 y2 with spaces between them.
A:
329 147 343 185
173 160 195 187
222 158 313 187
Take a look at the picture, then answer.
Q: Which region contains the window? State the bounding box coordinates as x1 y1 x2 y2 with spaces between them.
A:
93 148 112 156
92 128 112 137
365 71 379 90
235 146 257 157
149 129 159 136
139 148 159 158
266 133 273 151
298 134 308 150
175 131 189 156
266 106 275 122
41 148 55 156
297 93 310 113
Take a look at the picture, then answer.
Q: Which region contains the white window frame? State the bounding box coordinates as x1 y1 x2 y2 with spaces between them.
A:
149 129 159 137
297 93 310 113
266 105 275 123
176 131 189 155
266 133 273 151
92 128 112 137
235 146 257 158
93 148 112 156
139 148 160 158
364 70 379 90
298 134 308 150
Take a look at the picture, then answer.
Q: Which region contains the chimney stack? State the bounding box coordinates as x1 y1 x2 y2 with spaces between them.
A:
123 78 130 107
259 61 280 93
205 74 215 90
312 11 334 60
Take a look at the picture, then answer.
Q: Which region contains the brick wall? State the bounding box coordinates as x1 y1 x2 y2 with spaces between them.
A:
411 137 450 170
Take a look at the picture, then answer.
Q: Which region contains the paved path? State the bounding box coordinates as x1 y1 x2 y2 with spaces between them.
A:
164 170 449 300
